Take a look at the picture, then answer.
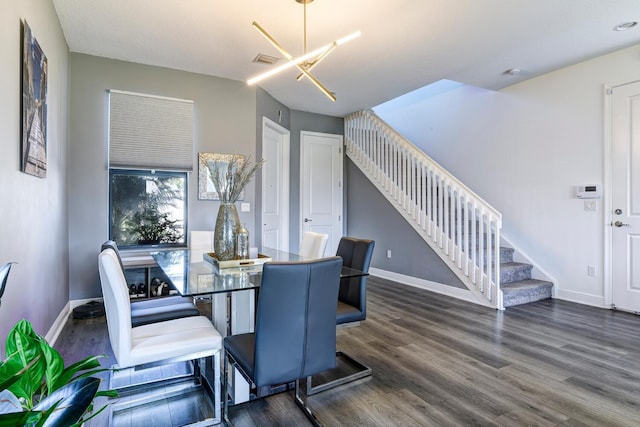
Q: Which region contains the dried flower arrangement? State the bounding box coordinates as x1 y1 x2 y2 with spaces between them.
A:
202 154 264 203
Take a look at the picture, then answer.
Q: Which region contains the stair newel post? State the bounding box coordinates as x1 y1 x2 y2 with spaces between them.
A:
486 213 493 300
493 217 502 308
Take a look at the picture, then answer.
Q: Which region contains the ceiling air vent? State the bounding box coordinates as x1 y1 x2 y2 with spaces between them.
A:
252 53 280 65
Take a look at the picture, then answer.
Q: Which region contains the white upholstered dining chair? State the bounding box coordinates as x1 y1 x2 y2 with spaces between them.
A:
189 230 214 263
98 248 223 424
299 231 329 259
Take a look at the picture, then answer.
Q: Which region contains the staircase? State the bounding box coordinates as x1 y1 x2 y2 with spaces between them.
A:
344 109 553 309
499 247 553 308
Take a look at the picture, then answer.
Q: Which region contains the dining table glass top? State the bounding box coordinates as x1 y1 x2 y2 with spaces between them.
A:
151 247 367 298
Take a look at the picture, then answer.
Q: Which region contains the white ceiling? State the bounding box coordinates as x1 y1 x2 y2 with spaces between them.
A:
52 0 640 117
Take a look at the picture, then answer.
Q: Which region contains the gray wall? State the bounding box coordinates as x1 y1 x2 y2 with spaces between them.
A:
0 1 70 354
288 110 344 250
68 54 257 299
346 160 465 288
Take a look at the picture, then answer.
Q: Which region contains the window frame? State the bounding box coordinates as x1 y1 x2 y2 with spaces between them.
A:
108 168 188 249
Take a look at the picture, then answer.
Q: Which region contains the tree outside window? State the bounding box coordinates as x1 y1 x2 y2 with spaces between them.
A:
110 170 187 247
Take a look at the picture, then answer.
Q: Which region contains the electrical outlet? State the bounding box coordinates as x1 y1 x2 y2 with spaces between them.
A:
241 203 250 212
386 249 392 259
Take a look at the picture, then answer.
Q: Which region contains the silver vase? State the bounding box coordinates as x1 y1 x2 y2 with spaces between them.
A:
214 203 240 261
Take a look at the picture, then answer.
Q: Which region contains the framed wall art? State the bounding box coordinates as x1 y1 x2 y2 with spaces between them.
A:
21 19 48 178
198 152 246 201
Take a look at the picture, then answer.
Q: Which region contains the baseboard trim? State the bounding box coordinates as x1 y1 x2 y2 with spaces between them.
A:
45 301 71 346
46 297 104 346
554 289 605 308
369 268 484 306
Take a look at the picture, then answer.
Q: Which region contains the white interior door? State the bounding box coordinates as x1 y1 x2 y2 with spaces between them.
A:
611 81 640 312
262 117 289 252
300 131 343 255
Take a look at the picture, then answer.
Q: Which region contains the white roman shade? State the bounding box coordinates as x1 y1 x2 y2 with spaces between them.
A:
108 90 194 171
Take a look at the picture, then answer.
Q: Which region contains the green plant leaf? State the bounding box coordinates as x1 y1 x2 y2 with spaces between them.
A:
0 351 35 393
41 343 64 396
5 320 41 365
33 377 101 427
1 320 114 425
34 401 59 427
96 389 118 398
52 355 104 390
71 401 111 427
4 321 46 407
0 410 36 426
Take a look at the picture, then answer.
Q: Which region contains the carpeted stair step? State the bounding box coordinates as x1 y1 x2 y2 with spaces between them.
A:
500 262 532 284
500 247 514 263
476 247 515 267
501 279 553 307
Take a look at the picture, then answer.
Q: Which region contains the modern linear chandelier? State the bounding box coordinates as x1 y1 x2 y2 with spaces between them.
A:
247 0 361 101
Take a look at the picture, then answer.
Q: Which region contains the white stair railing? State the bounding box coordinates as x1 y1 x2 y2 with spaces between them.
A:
345 110 503 309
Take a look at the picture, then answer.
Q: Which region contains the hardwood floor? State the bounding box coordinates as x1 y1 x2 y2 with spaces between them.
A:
55 277 640 426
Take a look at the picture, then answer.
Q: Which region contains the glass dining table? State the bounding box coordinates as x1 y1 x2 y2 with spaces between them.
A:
151 247 368 299
151 247 368 404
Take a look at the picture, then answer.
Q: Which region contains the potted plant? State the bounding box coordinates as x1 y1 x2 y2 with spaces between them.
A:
0 319 117 426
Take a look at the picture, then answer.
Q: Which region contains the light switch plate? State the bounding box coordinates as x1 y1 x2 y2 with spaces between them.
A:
584 200 597 211
241 202 250 212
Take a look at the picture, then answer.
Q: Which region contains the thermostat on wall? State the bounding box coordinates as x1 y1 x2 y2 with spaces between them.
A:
576 184 601 199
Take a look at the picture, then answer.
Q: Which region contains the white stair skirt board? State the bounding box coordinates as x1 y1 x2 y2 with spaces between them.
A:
369 268 491 307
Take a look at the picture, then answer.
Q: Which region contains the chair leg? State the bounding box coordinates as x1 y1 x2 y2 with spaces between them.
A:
306 350 372 395
294 379 324 427
213 351 221 426
223 354 231 426
108 354 221 426
194 357 202 385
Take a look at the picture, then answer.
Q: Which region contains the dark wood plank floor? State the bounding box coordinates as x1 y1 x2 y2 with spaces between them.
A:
55 277 640 426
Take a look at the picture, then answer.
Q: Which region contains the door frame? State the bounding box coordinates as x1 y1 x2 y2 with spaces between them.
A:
261 116 290 252
299 130 344 255
603 80 640 308
604 84 614 308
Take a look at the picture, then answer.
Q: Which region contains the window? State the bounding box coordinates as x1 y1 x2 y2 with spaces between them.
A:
109 169 187 248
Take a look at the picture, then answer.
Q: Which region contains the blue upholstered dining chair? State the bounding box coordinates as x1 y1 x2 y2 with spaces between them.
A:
307 236 375 395
223 256 343 427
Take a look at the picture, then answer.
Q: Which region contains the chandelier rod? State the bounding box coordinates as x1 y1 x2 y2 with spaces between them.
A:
303 0 307 54
248 0 360 102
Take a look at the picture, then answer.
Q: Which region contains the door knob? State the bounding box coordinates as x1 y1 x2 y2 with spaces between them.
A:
304 218 312 223
614 221 631 227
